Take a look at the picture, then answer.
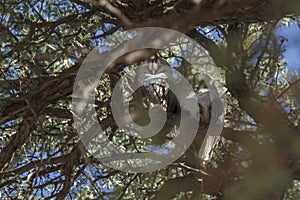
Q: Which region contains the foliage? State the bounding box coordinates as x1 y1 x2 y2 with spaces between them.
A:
1 0 300 199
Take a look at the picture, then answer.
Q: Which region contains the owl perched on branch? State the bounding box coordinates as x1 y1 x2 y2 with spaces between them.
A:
129 57 218 164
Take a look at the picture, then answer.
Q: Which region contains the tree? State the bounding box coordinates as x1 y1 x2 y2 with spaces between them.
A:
1 0 300 199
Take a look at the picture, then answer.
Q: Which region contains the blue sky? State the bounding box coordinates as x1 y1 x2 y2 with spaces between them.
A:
276 22 300 72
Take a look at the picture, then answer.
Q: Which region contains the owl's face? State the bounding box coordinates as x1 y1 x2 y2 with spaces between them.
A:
137 60 171 87
135 59 172 105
